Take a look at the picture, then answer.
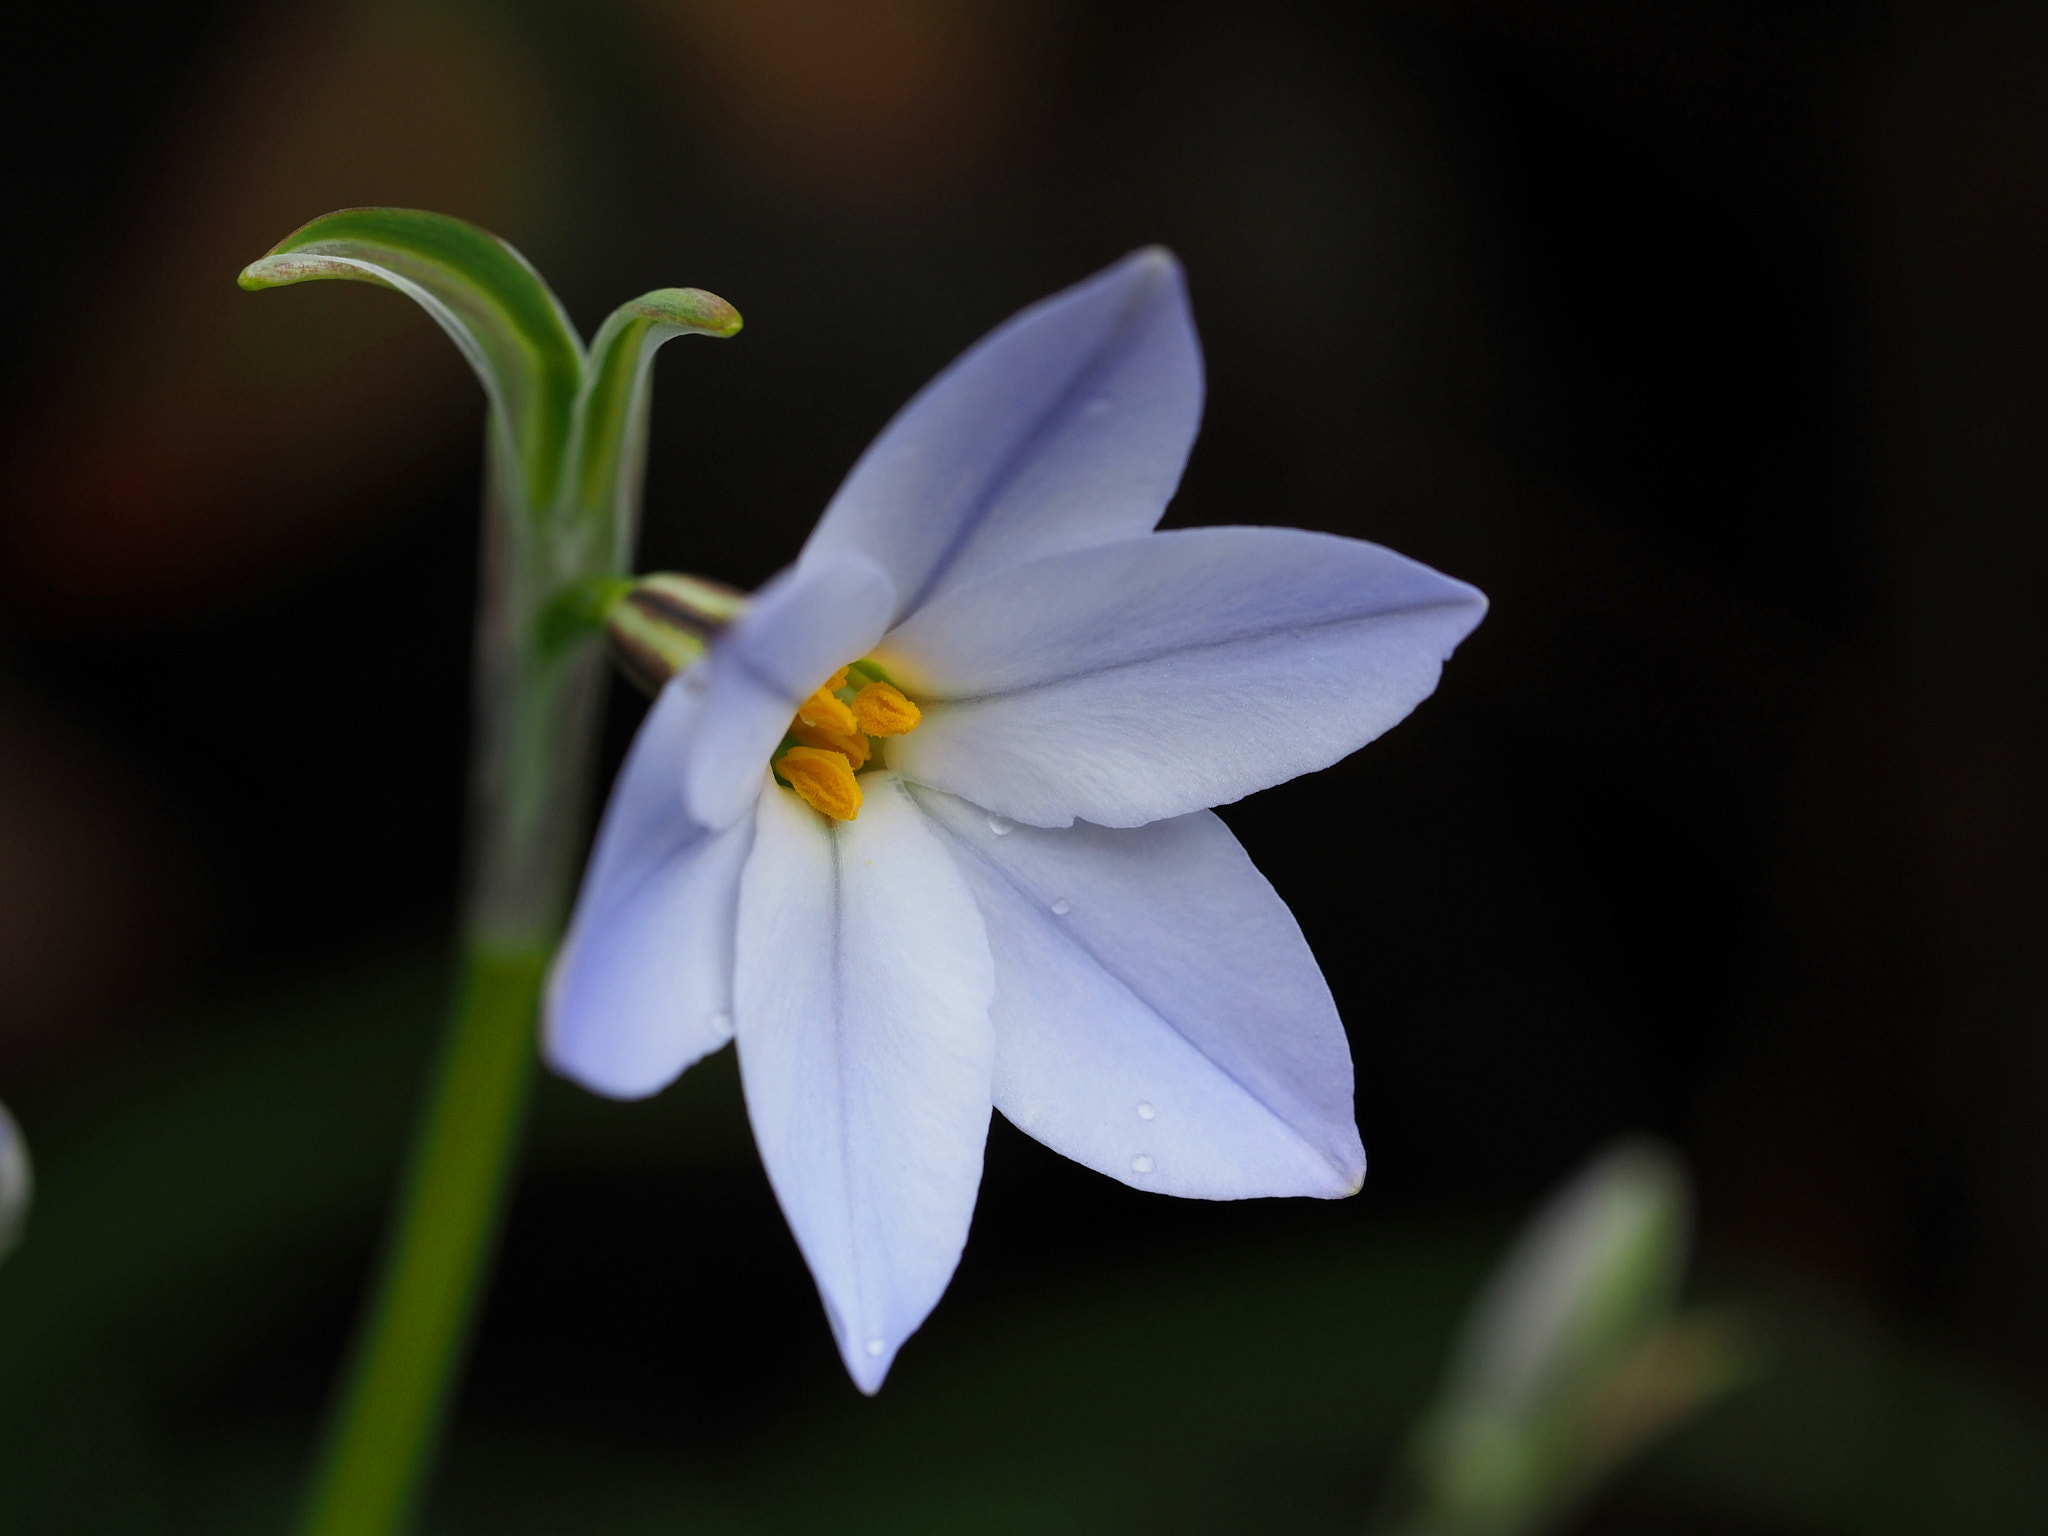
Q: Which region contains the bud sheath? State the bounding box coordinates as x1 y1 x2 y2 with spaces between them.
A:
606 573 750 694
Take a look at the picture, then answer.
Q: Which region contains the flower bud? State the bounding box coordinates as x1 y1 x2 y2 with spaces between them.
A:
605 573 750 694
1389 1140 1747 1535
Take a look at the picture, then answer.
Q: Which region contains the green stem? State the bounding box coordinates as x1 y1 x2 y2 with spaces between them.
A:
295 945 548 1536
239 214 737 1536
296 424 614 1535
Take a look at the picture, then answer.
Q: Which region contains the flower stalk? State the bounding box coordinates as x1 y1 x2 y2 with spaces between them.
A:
296 947 545 1536
463 421 622 947
239 208 738 1536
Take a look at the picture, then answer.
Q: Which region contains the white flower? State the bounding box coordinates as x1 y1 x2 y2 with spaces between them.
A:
544 250 1487 1391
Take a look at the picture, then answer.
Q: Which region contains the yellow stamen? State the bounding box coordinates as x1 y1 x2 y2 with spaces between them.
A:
779 747 863 820
789 718 871 768
851 681 922 737
796 683 858 735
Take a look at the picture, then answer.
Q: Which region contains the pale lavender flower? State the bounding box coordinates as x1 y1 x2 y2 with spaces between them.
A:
544 250 1487 1391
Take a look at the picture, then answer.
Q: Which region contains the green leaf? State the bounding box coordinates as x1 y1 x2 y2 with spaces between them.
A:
239 208 586 514
571 289 743 557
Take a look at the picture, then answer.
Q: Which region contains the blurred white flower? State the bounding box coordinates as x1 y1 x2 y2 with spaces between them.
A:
545 250 1487 1390
0 1100 29 1263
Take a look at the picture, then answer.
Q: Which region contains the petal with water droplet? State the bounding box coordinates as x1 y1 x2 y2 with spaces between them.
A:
910 785 1363 1198
735 773 996 1392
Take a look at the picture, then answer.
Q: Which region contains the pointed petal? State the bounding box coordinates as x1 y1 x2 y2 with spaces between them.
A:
799 249 1203 621
882 526 1487 828
735 774 995 1392
911 786 1364 1198
544 679 754 1099
682 553 895 830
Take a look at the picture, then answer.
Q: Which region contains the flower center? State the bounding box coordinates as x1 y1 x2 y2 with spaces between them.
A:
772 663 922 821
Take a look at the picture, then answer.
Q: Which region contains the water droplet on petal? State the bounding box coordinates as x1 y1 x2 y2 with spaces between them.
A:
1131 1154 1155 1175
1136 1101 1155 1120
987 815 1014 836
1050 897 1071 915
708 1011 733 1033
864 1336 886 1357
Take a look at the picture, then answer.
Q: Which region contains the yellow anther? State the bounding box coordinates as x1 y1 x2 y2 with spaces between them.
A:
767 666 917 817
779 746 863 820
789 718 871 768
851 681 922 737
796 683 858 735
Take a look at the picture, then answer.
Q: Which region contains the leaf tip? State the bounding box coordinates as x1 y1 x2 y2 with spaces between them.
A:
237 257 286 291
629 287 743 338
236 252 389 292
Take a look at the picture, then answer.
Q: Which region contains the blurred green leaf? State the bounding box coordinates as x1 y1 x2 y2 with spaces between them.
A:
0 960 444 1399
0 948 752 1534
0 956 444 1532
415 1239 2048 1536
428 1231 1483 1536
1646 1288 2048 1536
3 998 2043 1536
240 208 586 515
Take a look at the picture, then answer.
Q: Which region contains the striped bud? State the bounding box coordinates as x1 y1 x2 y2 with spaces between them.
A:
605 573 751 694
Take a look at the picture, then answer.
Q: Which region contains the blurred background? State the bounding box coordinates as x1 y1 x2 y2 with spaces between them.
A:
2 0 2046 1531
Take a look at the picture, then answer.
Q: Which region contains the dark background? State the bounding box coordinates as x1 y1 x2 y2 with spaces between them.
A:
1 1 2045 1531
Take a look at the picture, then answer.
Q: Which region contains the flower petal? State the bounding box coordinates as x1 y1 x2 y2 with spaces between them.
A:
798 248 1203 621
911 786 1364 1199
682 551 895 830
544 679 754 1099
881 526 1487 827
735 772 996 1392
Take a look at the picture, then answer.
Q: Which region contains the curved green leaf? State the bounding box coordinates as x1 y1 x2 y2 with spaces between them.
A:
571 288 742 558
239 208 586 514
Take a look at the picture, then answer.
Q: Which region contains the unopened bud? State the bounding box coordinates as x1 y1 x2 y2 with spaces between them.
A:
606 572 750 694
1390 1139 1747 1536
